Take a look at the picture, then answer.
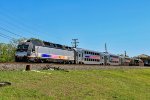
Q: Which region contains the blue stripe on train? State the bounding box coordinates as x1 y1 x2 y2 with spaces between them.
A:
42 54 51 58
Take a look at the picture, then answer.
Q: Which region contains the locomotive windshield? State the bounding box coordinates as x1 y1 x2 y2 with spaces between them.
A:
17 45 29 51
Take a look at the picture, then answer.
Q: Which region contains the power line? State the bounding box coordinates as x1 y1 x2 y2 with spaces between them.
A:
105 43 108 53
0 7 61 40
0 32 14 40
71 39 79 48
0 10 39 38
0 26 23 38
0 18 37 37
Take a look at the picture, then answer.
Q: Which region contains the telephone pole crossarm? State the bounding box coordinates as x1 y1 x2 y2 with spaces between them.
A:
72 39 79 48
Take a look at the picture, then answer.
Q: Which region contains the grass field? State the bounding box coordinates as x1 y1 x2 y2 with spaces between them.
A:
0 68 150 100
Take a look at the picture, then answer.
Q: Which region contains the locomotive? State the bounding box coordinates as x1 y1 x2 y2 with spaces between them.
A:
15 39 132 65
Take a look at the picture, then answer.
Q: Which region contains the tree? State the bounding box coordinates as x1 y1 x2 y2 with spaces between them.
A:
10 38 27 48
0 38 28 62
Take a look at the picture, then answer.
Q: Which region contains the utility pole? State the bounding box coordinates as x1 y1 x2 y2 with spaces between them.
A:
105 43 108 53
125 51 127 57
71 39 79 48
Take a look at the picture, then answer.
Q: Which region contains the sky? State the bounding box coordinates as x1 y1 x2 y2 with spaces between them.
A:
0 0 150 57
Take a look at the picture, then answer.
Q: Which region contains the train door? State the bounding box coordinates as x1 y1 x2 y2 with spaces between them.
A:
77 51 83 64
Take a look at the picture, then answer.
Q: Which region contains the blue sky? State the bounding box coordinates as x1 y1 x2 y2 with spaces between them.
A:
0 0 150 57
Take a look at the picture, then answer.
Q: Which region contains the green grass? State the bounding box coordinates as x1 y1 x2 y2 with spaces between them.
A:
0 68 150 100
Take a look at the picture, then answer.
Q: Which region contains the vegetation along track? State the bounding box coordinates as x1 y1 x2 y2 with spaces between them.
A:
0 62 149 71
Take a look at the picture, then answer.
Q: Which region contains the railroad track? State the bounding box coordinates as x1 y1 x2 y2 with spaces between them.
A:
0 62 149 71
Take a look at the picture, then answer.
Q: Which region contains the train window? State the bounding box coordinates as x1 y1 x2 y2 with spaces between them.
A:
79 54 81 57
68 47 71 50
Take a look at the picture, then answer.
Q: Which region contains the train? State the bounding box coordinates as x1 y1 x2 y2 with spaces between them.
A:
15 39 143 66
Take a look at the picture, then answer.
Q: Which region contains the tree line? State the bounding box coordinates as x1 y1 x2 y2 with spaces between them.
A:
0 38 26 62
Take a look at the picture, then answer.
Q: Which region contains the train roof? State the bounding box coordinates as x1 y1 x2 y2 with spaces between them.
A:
74 48 104 53
26 39 73 50
103 52 119 56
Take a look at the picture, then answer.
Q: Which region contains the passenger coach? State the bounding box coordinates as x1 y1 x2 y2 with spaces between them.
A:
74 48 104 65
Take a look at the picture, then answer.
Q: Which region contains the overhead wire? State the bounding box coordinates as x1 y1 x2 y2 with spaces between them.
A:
0 26 23 38
0 9 38 38
0 17 37 37
0 32 14 40
0 8 43 36
0 7 61 41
